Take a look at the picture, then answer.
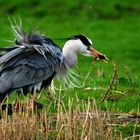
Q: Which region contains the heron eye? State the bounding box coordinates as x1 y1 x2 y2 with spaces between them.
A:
87 46 90 50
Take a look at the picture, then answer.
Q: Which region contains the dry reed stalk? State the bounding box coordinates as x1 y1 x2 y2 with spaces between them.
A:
0 98 135 139
81 98 91 140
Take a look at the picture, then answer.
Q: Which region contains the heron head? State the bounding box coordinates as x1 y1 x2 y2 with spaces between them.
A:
74 34 109 63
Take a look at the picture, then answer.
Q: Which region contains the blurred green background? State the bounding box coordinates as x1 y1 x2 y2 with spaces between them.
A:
1 1 140 137
0 0 140 112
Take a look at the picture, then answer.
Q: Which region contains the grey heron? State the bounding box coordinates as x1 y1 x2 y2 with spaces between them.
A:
0 25 108 103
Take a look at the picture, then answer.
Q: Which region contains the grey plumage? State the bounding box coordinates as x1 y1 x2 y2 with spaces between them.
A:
0 26 67 102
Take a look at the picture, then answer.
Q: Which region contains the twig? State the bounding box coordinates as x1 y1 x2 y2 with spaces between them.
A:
101 63 117 102
124 134 140 140
124 65 136 93
83 87 126 95
82 69 92 87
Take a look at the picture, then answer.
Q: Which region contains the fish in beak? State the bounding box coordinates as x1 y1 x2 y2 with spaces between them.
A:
89 47 109 64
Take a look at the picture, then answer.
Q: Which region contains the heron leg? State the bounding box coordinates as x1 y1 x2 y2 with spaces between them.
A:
32 87 37 110
31 87 44 111
0 93 8 104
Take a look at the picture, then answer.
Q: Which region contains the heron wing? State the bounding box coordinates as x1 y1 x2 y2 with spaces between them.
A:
0 51 59 93
0 47 24 64
0 28 67 99
0 46 19 51
0 42 63 94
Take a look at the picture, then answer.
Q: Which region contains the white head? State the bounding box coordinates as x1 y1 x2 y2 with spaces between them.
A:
62 34 108 68
63 34 92 58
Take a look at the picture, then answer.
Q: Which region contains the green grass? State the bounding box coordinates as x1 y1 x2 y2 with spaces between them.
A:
0 0 140 139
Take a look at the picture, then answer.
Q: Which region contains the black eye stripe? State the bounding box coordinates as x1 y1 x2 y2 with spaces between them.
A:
73 34 92 46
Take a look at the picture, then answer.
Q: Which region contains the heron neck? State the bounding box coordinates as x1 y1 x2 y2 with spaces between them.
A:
63 51 77 68
62 40 79 68
56 41 79 79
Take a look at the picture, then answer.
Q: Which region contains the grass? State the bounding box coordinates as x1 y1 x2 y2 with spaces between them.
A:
0 0 140 139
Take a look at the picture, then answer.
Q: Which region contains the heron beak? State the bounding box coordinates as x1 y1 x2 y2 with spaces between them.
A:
102 55 109 63
89 47 109 63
